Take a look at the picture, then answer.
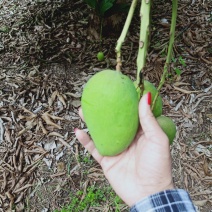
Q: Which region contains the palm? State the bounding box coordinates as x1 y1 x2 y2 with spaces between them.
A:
76 95 174 206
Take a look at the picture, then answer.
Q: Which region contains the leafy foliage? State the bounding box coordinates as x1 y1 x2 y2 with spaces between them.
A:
83 0 97 9
174 68 181 76
55 185 122 212
172 56 186 76
83 0 129 17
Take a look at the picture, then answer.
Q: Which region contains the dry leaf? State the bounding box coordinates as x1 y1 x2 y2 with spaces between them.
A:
44 141 57 152
65 92 81 98
48 91 58 106
0 118 4 144
173 85 200 94
56 151 64 161
71 100 81 108
48 132 64 138
41 112 62 129
193 200 208 207
43 158 52 168
39 120 48 134
57 94 66 107
203 158 212 176
57 162 65 172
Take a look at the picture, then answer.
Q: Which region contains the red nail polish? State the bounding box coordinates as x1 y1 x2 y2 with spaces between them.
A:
147 92 151 105
74 128 78 133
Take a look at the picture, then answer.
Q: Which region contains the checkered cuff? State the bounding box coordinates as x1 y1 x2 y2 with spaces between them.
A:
130 189 196 212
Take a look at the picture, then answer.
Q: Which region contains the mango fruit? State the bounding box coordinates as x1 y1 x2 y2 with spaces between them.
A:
81 70 139 156
134 80 163 117
97 52 104 61
156 115 176 144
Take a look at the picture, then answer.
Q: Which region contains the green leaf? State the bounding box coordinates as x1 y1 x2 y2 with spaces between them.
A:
179 56 186 66
174 68 181 76
172 57 177 63
83 0 97 9
104 3 130 17
99 0 114 16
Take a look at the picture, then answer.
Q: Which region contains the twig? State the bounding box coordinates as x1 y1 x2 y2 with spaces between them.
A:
14 163 39 191
58 137 71 148
115 0 138 71
5 192 14 210
14 184 33 193
50 171 66 178
0 118 4 144
136 0 151 87
173 85 200 94
152 0 178 110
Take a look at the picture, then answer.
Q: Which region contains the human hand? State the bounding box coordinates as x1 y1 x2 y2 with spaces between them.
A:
75 92 174 207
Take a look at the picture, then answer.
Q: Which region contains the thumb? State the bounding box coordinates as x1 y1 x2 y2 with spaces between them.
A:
139 92 164 137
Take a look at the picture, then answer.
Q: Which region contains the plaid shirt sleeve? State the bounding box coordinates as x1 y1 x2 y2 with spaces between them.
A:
130 189 196 212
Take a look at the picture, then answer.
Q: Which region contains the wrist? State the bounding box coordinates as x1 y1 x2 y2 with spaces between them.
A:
128 181 174 207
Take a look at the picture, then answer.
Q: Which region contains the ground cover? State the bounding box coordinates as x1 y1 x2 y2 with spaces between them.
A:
0 0 211 211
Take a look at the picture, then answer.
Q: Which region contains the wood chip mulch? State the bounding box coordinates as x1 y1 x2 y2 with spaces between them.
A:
0 0 211 211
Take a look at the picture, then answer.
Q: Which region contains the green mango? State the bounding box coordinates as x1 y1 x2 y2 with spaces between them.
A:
134 80 163 117
156 115 176 144
81 70 139 156
97 52 104 61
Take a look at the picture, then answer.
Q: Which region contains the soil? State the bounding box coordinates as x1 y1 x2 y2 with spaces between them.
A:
0 0 211 211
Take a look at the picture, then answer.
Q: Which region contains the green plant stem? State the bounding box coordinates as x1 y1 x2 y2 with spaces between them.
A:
115 0 138 71
136 0 151 86
151 0 178 111
100 17 103 43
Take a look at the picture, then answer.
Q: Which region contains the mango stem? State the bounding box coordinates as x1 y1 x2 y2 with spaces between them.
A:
136 0 151 87
151 0 178 111
115 0 138 72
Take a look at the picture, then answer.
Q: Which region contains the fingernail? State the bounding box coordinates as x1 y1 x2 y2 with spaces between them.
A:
74 128 79 133
147 92 151 105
